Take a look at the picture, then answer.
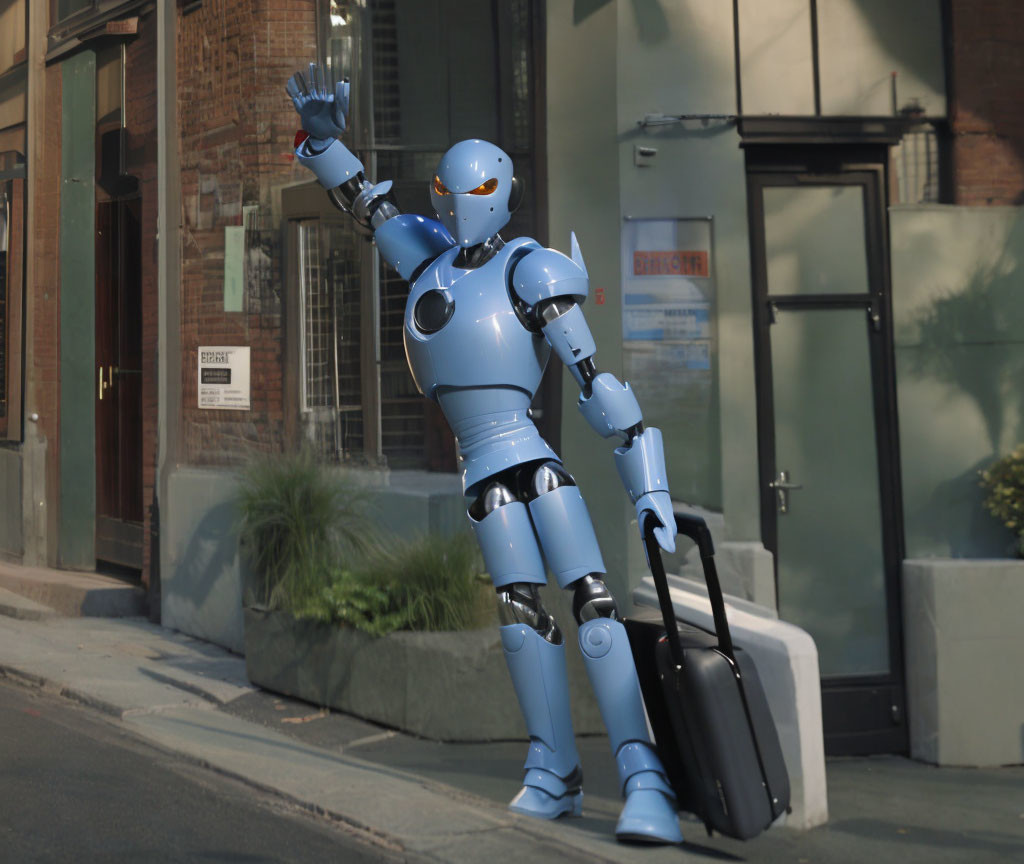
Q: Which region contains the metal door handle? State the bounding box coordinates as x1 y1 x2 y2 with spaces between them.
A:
769 470 803 514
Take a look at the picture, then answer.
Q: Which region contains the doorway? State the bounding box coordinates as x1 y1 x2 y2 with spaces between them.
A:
748 148 907 755
95 197 143 569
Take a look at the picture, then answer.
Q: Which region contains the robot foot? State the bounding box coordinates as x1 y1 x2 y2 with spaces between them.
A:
509 765 583 819
509 782 583 820
615 777 683 844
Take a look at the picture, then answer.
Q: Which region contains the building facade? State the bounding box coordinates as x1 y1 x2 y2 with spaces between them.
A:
0 0 1020 756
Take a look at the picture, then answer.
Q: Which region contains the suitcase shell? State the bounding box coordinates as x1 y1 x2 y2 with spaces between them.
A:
624 513 790 840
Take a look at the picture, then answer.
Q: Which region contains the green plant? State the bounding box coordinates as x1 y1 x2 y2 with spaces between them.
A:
979 445 1024 557
384 531 493 632
235 448 380 611
295 532 493 636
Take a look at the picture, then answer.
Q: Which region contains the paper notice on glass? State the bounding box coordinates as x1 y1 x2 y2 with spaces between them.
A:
198 346 251 410
621 218 712 343
224 225 245 312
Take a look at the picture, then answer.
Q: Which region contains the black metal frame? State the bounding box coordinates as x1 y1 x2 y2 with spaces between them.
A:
746 145 908 756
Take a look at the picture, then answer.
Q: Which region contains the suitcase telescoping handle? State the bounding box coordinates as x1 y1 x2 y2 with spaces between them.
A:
641 511 736 669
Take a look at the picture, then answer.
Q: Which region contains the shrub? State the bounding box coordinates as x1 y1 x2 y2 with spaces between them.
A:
298 532 493 636
384 531 493 632
235 448 380 611
979 445 1024 557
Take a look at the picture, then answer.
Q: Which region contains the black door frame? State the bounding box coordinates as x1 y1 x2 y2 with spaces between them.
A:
746 145 909 756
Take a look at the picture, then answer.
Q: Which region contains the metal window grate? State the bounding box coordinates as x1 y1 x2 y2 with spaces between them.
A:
893 125 940 205
372 0 402 144
298 220 333 412
297 220 364 462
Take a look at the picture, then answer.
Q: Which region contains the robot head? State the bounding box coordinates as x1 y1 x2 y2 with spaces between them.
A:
431 139 522 248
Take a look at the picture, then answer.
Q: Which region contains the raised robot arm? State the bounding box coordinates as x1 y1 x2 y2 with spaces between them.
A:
513 237 677 554
286 63 454 280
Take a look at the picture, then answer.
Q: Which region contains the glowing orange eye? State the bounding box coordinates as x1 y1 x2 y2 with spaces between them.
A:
468 178 498 195
433 176 449 196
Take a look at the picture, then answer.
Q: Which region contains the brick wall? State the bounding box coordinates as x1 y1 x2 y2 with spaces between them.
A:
178 0 317 465
949 0 1024 205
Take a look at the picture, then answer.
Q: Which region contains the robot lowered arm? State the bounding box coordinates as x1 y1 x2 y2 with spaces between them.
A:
513 237 677 554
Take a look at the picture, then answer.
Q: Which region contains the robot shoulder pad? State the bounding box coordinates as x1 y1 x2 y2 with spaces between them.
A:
375 214 457 281
512 246 589 307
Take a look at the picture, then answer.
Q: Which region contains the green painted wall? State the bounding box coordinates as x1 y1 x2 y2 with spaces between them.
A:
58 50 96 569
890 205 1024 558
0 447 23 558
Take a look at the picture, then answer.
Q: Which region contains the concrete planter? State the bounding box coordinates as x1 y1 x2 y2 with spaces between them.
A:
903 559 1024 767
244 608 604 741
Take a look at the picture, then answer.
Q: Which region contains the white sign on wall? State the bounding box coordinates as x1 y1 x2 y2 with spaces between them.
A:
198 346 251 410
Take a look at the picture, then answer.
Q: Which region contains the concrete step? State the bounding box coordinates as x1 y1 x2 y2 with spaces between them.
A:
0 586 56 621
0 563 146 618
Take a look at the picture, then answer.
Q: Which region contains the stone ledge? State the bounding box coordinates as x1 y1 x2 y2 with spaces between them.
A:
243 608 605 742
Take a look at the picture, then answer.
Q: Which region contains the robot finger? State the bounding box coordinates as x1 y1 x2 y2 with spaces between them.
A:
334 79 350 116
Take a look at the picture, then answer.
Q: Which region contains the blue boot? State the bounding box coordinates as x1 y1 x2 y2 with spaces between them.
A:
500 623 584 819
578 618 682 844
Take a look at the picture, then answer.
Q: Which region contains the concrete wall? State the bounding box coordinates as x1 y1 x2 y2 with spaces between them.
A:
548 0 762 610
163 467 247 653
903 559 1024 766
162 465 469 655
546 1 630 603
737 0 945 117
890 205 1024 558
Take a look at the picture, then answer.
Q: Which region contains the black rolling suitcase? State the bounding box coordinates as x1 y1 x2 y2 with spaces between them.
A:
624 512 790 840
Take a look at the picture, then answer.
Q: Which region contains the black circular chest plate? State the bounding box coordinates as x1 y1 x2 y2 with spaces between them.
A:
414 288 455 334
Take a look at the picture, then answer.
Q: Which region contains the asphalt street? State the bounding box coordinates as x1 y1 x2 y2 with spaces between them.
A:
0 679 403 864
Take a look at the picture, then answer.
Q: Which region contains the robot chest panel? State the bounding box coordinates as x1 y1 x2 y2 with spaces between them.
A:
403 247 549 394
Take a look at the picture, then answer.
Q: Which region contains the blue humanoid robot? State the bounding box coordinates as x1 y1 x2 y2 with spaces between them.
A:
288 64 682 844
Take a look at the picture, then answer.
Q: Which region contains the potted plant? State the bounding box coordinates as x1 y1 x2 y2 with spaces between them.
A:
234 449 571 741
979 445 1024 558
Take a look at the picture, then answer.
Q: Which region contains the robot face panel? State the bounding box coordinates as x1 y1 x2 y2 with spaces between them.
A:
431 139 514 248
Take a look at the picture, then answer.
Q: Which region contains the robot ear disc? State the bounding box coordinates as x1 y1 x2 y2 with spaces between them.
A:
508 176 524 213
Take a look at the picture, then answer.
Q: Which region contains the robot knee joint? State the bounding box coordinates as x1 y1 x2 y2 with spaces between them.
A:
572 575 619 624
497 583 563 645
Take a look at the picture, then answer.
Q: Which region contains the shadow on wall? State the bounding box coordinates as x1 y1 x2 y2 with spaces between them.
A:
175 499 243 611
909 233 1024 454
906 218 1024 556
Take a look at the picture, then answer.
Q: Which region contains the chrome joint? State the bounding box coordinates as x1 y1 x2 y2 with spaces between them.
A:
572 575 620 624
482 482 516 515
531 461 575 498
538 297 576 326
497 583 563 645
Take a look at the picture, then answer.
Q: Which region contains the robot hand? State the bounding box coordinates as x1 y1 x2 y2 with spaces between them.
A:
286 62 350 143
636 490 676 555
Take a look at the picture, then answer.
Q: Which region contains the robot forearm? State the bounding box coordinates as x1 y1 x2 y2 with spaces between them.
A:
539 299 671 534
296 137 399 232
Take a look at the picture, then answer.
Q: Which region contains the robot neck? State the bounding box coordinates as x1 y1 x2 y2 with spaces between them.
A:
454 234 504 270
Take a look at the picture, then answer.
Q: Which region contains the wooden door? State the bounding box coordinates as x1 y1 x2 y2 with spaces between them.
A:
95 198 143 568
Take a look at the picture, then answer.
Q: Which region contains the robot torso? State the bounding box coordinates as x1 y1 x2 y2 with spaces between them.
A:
403 237 558 493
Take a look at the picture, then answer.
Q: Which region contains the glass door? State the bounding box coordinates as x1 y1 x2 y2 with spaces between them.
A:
749 163 907 755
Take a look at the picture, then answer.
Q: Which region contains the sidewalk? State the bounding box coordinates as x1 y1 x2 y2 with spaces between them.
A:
1 603 1022 862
